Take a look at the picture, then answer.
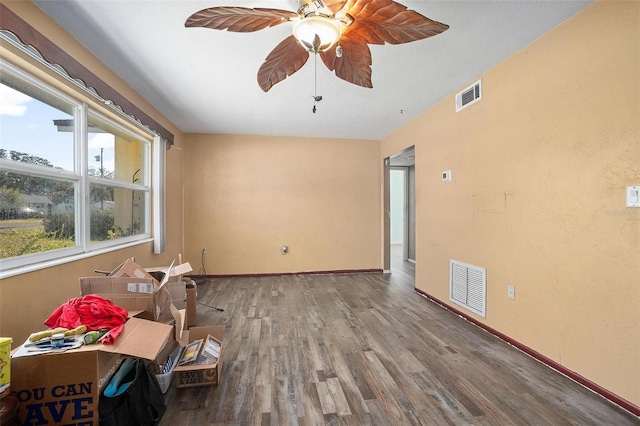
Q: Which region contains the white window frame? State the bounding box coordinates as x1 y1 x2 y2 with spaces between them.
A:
152 135 166 254
84 109 152 250
0 60 159 279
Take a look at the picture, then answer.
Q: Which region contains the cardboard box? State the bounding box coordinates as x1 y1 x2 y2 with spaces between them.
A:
101 258 193 287
85 258 194 321
79 277 169 321
164 280 187 310
85 258 193 322
173 326 223 388
109 257 158 282
186 280 197 327
145 262 193 284
11 318 173 426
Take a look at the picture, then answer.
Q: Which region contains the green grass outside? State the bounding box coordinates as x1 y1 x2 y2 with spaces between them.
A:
0 219 74 259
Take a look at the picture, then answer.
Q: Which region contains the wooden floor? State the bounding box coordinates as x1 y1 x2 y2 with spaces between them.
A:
160 249 637 425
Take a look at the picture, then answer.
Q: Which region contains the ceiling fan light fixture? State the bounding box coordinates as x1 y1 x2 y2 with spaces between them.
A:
293 16 341 53
185 1 449 91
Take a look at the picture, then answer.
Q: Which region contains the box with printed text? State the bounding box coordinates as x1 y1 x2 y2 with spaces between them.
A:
173 326 223 388
10 318 174 426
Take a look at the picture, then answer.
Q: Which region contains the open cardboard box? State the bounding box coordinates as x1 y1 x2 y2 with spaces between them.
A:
109 257 192 286
108 257 159 282
185 280 197 327
145 261 192 284
173 325 223 388
142 261 195 324
80 258 195 323
160 279 197 327
10 317 174 426
79 276 168 321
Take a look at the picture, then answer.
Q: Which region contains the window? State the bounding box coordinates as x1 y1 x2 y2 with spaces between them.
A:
87 112 150 245
0 62 154 275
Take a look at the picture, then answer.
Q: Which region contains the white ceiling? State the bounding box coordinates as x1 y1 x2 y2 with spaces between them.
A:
34 0 593 141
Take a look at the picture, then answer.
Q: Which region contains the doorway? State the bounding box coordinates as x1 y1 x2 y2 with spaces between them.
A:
383 147 416 277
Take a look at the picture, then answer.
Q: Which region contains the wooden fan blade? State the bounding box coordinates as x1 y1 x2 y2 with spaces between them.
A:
185 7 298 32
321 34 372 88
321 1 349 14
345 0 449 45
258 35 310 92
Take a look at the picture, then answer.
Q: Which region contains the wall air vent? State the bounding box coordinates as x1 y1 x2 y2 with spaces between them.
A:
449 259 486 317
455 80 482 112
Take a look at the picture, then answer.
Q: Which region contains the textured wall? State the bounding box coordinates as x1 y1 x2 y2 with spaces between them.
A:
382 0 639 406
183 134 381 275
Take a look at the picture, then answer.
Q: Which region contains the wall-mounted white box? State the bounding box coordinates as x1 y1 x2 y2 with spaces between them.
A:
627 186 640 207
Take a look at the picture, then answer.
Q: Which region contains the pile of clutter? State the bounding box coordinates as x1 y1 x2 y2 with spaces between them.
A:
2 258 224 426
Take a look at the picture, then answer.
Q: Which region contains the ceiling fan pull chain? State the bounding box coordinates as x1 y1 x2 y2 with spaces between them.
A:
312 53 322 113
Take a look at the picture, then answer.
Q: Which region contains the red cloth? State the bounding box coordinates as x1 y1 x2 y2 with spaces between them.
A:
44 294 128 344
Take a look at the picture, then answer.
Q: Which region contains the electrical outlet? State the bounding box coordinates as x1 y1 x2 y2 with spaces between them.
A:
202 247 207 254
507 284 515 300
280 245 288 255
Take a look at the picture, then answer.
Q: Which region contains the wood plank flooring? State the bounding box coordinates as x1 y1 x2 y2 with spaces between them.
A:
160 253 638 425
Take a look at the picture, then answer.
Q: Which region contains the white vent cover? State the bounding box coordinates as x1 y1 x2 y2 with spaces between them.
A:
455 80 482 112
450 259 486 317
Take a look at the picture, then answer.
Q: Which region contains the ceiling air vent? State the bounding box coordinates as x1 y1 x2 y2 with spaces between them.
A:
455 79 482 112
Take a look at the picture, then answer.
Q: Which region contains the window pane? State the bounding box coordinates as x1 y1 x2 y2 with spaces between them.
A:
88 115 146 185
0 172 75 259
1 65 155 273
90 184 147 242
0 79 75 172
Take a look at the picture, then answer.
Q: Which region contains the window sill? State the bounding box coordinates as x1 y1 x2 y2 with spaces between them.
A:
0 237 154 280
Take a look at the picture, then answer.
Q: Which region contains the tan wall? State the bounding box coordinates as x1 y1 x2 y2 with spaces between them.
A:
183 134 381 275
0 1 185 343
3 0 637 409
382 1 639 406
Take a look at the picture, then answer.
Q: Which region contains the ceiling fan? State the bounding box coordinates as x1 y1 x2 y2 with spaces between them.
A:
185 0 449 92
